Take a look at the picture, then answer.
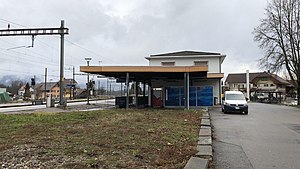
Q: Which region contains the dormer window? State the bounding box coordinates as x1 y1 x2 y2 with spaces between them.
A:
161 62 175 66
194 61 208 66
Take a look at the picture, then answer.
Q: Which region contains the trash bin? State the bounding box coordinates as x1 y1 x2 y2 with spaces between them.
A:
46 93 54 108
51 99 55 107
214 97 218 105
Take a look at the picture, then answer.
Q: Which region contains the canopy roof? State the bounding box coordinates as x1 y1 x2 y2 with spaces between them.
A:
80 66 223 82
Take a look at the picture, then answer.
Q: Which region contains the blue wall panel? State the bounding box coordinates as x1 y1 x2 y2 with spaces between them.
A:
189 87 197 106
165 86 213 107
197 86 213 106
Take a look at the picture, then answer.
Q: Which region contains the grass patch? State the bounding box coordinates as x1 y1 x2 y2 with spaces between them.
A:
0 109 202 168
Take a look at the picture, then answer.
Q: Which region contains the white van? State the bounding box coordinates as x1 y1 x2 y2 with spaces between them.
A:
221 91 248 115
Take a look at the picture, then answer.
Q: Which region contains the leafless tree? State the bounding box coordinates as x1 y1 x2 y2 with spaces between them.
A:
254 0 300 104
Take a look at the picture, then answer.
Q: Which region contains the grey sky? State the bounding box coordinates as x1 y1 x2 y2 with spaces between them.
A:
0 0 268 85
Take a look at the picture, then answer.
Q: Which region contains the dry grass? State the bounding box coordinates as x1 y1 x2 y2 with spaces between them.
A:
0 108 202 168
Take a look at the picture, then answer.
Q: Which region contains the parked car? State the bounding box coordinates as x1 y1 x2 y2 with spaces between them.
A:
222 91 248 115
291 97 298 106
255 93 268 99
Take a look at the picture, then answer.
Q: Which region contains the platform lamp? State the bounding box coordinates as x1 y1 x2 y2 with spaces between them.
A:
85 57 92 105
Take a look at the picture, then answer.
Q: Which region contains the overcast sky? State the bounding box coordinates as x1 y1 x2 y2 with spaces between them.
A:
0 0 268 85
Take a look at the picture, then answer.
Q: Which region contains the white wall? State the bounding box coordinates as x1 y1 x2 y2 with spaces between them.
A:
149 57 221 73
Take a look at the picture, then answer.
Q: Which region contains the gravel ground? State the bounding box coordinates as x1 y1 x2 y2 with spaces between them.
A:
0 144 74 169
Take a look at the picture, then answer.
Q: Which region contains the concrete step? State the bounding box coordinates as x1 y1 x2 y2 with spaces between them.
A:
184 157 208 169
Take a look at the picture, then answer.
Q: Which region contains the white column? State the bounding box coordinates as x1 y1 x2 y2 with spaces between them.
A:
246 70 250 101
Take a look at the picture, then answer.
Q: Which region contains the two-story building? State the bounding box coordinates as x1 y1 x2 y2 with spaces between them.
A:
80 50 226 109
35 79 79 100
35 82 60 100
145 51 225 107
225 71 293 98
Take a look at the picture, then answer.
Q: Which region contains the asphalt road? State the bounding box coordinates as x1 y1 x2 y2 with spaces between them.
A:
211 103 300 169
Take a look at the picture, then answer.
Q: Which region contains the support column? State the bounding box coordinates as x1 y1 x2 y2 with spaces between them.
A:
184 73 186 108
120 82 123 96
148 85 152 107
143 80 146 97
184 73 190 110
135 81 139 107
126 73 129 109
187 72 190 110
219 79 222 105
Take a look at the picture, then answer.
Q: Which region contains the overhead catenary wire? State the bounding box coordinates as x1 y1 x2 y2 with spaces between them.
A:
64 38 121 64
0 17 123 86
0 17 120 65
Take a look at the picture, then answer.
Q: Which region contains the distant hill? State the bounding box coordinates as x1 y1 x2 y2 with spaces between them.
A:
0 75 41 86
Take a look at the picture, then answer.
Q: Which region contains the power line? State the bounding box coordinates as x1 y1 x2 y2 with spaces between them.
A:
0 17 121 66
0 47 56 63
65 38 120 64
0 18 27 28
0 50 59 67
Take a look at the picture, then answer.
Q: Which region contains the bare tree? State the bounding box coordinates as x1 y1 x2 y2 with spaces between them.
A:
254 0 300 105
7 80 24 96
23 83 31 99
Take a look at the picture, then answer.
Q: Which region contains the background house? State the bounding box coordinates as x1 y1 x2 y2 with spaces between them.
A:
18 85 25 97
252 72 293 94
35 82 60 100
225 71 293 101
224 72 261 92
35 79 80 100
63 79 80 99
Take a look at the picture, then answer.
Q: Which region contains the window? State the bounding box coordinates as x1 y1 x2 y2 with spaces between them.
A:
161 62 175 66
194 61 208 66
260 77 268 81
264 84 268 87
270 84 275 87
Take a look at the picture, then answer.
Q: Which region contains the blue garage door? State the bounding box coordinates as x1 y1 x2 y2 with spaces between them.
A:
197 86 213 106
165 86 213 107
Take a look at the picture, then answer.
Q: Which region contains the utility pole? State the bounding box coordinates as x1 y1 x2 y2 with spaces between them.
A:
246 70 250 101
59 20 65 106
0 20 69 106
85 57 92 105
72 66 75 99
44 68 47 101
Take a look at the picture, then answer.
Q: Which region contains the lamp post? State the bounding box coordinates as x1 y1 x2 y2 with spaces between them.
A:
85 57 92 105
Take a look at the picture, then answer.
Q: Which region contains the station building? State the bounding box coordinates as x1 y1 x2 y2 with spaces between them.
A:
80 50 226 109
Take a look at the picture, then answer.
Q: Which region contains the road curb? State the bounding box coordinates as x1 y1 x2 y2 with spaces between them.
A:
184 110 212 169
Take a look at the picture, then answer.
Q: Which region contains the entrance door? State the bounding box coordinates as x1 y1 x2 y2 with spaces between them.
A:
165 87 180 106
152 88 163 107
